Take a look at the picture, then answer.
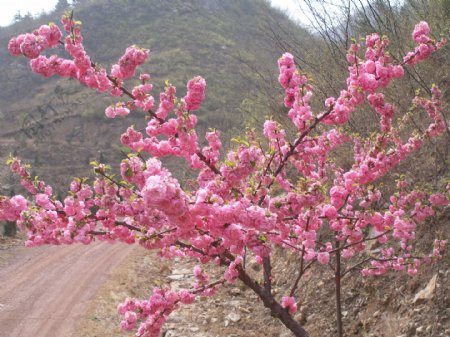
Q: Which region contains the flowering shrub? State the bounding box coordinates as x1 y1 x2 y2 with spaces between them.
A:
1 13 448 337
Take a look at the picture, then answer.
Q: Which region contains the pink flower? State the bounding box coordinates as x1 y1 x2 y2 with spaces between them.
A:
179 289 195 304
407 268 417 276
391 65 404 78
113 45 149 80
30 55 59 77
35 193 54 210
322 205 338 220
412 21 430 43
317 252 330 265
105 103 130 118
184 76 206 111
429 193 448 206
330 186 347 209
364 60 376 74
193 265 202 277
139 73 151 81
7 36 23 56
19 33 42 59
281 296 297 314
38 23 62 48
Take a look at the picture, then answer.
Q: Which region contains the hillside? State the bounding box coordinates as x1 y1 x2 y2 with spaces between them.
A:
0 0 308 193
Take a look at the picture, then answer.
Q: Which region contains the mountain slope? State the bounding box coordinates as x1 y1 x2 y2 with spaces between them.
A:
0 0 308 192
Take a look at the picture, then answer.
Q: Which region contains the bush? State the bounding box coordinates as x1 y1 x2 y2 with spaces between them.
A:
1 12 448 337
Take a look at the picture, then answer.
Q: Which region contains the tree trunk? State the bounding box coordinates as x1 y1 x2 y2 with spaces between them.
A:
3 221 17 236
335 247 343 337
238 266 310 337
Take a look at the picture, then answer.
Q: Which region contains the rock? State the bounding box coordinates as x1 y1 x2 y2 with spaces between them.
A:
279 332 292 337
395 335 407 337
416 326 424 333
306 313 315 322
163 330 177 337
294 310 306 325
167 268 192 281
342 311 348 317
413 274 437 304
167 312 182 323
189 326 200 332
239 306 251 313
167 274 185 280
228 300 241 307
226 312 241 323
230 288 241 296
171 268 191 275
373 310 380 318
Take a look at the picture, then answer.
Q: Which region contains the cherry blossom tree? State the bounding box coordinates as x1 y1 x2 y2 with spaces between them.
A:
1 12 448 337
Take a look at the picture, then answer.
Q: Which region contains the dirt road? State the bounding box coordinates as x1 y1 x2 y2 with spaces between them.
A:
0 242 134 337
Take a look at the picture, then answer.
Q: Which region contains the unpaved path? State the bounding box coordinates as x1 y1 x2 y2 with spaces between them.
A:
0 242 134 337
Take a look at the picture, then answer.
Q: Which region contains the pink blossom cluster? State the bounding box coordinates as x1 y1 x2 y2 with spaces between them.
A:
323 33 405 126
8 23 61 58
413 85 446 137
132 83 154 111
278 53 300 108
8 14 150 98
202 130 222 166
278 53 314 131
8 14 112 92
184 76 206 111
358 185 447 276
223 255 242 283
155 83 176 119
142 168 189 220
111 46 149 80
105 102 131 118
281 296 298 314
404 21 445 65
122 79 205 161
0 195 28 222
117 288 195 337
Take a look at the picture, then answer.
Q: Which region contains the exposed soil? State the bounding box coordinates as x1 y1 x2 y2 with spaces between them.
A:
0 240 134 337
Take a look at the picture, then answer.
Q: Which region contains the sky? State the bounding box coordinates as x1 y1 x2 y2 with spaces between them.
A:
0 0 334 27
270 0 306 22
0 0 58 26
270 0 346 27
